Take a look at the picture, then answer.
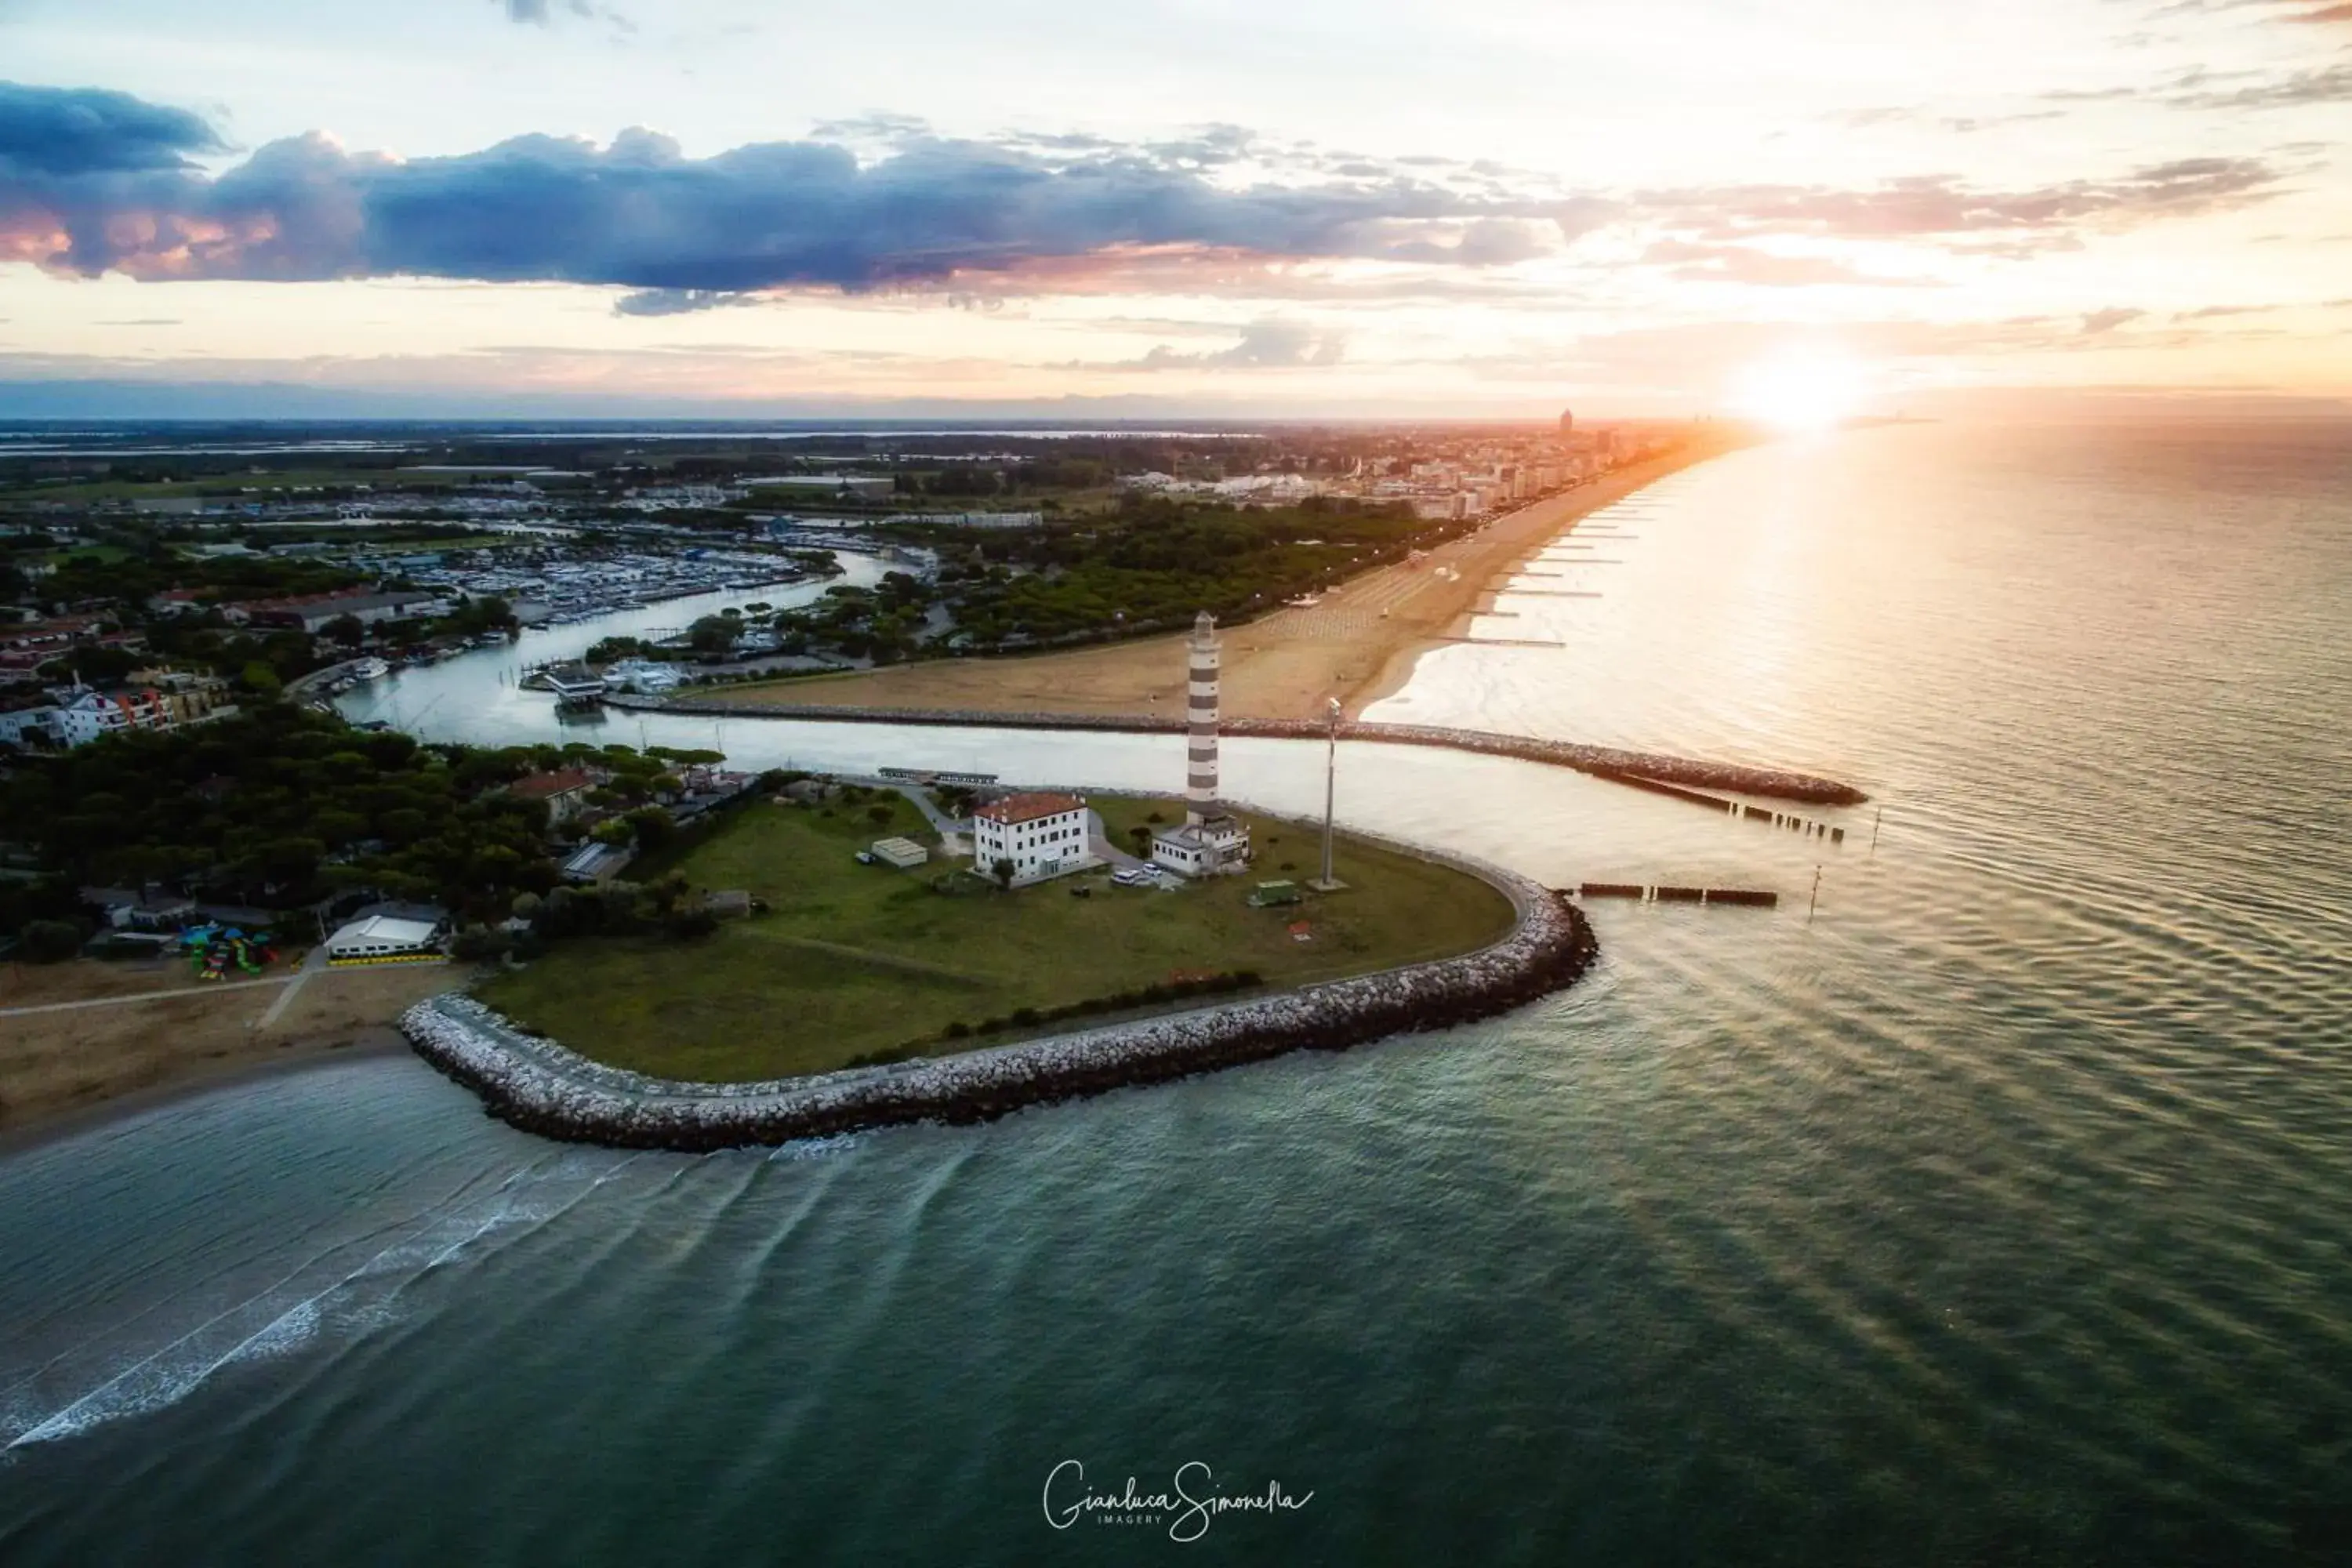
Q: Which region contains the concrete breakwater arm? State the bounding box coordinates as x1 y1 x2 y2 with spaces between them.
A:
604 692 1867 808
397 856 1600 1152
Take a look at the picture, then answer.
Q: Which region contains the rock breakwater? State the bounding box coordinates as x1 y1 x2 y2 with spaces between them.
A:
399 855 1600 1151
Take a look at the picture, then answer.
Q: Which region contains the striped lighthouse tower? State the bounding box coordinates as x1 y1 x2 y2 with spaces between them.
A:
1186 610 1221 826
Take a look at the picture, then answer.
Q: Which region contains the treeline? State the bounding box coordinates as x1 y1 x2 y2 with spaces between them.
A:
937 498 1424 651
0 705 746 952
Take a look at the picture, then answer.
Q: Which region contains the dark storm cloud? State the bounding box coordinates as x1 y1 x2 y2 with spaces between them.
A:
0 82 221 176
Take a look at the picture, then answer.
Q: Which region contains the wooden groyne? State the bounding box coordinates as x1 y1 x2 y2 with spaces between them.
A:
1577 884 1780 907
399 860 1601 1152
607 693 1870 807
1588 767 1849 840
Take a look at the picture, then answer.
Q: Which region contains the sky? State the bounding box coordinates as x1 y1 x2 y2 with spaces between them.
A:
0 0 2347 418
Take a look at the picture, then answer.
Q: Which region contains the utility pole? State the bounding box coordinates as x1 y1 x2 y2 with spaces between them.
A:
1870 807 1883 855
1807 866 1822 924
1314 697 1343 891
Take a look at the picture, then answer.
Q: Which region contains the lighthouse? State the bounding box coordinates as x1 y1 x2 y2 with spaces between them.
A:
1149 611 1252 877
1186 610 1221 825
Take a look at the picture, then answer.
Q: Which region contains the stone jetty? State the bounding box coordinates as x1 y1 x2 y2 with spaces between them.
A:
398 852 1601 1152
604 692 1867 807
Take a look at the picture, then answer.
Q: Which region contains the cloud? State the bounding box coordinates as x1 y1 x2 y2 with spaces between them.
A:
612 288 763 316
2081 307 2146 334
1641 158 2284 248
1640 239 1935 288
0 85 1591 293
0 82 2296 307
1088 318 1348 372
0 82 222 176
2165 61 2352 107
499 0 601 22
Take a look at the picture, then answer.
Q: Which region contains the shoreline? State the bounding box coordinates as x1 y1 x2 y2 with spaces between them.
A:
694 443 1737 727
0 1029 410 1159
0 962 463 1152
399 845 1599 1152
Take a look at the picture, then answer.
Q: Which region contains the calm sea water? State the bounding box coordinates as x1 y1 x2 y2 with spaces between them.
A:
3 420 2348 1565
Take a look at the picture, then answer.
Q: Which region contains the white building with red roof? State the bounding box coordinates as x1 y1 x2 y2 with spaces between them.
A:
971 791 1097 887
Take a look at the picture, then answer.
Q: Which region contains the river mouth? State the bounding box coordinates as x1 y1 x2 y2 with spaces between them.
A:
8 420 2350 1563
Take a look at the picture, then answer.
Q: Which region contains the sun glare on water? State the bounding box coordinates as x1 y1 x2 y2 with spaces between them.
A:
1729 350 1870 434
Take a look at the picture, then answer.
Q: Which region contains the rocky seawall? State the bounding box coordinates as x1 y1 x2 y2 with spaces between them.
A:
604 692 1866 807
398 856 1601 1152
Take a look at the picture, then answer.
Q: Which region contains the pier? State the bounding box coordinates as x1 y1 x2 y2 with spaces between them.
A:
1577 884 1780 907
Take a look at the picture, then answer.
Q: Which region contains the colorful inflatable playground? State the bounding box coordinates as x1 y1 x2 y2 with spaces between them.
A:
179 924 279 982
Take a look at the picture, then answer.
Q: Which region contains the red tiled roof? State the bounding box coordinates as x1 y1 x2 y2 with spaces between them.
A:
510 767 595 800
973 791 1086 825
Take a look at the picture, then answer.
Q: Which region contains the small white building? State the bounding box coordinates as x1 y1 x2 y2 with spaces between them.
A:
325 915 443 961
870 837 929 869
603 658 682 695
1150 815 1252 878
971 792 1097 887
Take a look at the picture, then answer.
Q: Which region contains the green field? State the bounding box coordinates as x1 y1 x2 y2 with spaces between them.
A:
473 792 1515 1083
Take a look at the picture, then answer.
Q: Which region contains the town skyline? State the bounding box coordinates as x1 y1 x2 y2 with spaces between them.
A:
2 0 2349 418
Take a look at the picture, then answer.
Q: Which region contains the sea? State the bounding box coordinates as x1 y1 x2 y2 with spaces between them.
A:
2 418 2348 1565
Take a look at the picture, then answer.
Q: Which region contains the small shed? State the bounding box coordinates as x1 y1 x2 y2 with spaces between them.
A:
1248 880 1303 908
871 837 930 869
702 889 754 920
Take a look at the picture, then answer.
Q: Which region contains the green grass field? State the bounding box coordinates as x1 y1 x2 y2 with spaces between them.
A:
473 791 1515 1083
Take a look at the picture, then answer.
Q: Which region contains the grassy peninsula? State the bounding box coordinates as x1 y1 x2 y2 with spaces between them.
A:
472 793 1515 1083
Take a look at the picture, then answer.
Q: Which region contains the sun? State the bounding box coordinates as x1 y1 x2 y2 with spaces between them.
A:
1728 349 1870 434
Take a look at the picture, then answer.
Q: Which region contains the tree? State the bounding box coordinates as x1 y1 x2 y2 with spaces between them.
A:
321 614 368 647
624 806 677 851
239 661 283 698
1127 825 1152 855
990 857 1015 891
19 919 85 963
866 804 893 827
67 644 140 684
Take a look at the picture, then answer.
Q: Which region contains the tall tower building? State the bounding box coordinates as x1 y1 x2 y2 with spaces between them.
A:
1150 610 1251 877
1187 610 1221 826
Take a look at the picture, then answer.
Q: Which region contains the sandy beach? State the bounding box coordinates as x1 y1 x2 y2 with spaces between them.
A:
0 958 459 1143
717 442 1731 724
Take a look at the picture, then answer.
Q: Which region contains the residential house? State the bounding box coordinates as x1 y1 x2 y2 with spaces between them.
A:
509 767 600 824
